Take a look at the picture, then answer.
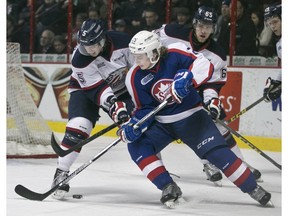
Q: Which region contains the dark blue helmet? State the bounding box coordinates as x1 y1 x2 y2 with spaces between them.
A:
264 4 281 21
193 6 217 26
77 19 106 46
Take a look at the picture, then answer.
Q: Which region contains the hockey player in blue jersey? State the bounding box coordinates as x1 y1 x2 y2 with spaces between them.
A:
119 30 271 208
153 6 262 184
51 19 131 199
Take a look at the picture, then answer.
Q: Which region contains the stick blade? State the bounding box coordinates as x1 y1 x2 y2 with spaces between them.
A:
15 184 49 201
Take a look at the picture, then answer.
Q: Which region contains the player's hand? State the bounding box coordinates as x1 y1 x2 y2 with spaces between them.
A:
118 117 144 143
263 77 281 102
171 69 193 103
206 98 223 119
109 101 129 124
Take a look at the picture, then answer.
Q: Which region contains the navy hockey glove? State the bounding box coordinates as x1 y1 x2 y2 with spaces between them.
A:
119 117 145 143
109 101 129 124
206 98 223 120
263 77 281 102
171 69 193 103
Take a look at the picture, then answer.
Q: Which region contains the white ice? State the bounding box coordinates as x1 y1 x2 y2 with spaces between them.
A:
7 135 282 216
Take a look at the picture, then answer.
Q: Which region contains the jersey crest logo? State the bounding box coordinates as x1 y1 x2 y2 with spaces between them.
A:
151 79 173 104
141 73 154 85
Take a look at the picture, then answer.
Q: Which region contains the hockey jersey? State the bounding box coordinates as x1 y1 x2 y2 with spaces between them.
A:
68 31 135 110
154 24 228 103
125 42 214 124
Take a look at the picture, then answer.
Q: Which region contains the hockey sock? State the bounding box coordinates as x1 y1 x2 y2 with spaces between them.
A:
206 147 257 193
57 127 89 171
58 150 79 172
230 144 244 160
137 154 174 190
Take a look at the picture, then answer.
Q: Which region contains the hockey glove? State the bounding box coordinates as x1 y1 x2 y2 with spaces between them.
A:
171 69 193 103
206 98 223 120
263 77 281 102
109 101 129 124
119 117 145 143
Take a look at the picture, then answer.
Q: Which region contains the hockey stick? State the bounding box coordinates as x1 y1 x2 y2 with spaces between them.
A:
51 122 119 157
226 84 281 124
225 97 265 124
14 98 170 201
215 118 282 170
15 137 121 201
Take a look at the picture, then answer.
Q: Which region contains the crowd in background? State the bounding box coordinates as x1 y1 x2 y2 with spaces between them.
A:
7 0 281 57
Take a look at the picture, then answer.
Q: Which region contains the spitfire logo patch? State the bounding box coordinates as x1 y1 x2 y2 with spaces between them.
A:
151 79 173 104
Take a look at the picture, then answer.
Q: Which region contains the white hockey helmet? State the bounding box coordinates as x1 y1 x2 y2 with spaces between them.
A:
129 30 161 64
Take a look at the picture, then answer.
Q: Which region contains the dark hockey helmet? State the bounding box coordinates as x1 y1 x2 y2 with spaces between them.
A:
193 6 217 26
264 4 281 21
77 19 106 46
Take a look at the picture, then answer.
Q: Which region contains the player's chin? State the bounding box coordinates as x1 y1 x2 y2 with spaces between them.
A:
89 53 98 57
139 65 148 70
198 36 208 43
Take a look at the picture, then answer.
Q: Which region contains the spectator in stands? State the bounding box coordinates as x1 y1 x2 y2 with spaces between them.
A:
118 0 145 35
172 7 192 27
7 0 23 22
7 15 18 42
14 0 34 53
144 0 165 23
213 0 230 41
99 0 122 26
114 19 126 31
53 35 67 54
218 0 258 56
69 0 91 15
34 29 55 54
88 6 100 20
171 0 195 22
250 9 275 57
142 7 162 31
71 12 88 49
35 0 67 36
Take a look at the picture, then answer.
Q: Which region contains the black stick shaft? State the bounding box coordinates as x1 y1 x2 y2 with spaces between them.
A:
51 123 118 157
216 118 281 170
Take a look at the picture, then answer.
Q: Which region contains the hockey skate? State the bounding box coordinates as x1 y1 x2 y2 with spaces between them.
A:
248 185 272 206
203 163 222 186
160 182 185 208
51 168 70 200
244 162 263 182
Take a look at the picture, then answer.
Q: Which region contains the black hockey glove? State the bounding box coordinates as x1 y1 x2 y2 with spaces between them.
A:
263 77 281 102
206 98 223 120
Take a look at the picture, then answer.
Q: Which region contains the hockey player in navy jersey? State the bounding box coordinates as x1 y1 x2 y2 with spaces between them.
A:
119 30 271 208
51 19 132 199
153 6 262 184
263 4 281 102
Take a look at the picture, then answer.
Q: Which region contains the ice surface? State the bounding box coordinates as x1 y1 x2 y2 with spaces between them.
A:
7 136 282 216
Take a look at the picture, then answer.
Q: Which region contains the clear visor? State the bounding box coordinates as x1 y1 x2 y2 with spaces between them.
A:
133 53 147 61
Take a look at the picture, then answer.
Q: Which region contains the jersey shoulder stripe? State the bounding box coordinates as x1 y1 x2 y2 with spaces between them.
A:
71 49 96 68
106 31 132 50
164 24 191 41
